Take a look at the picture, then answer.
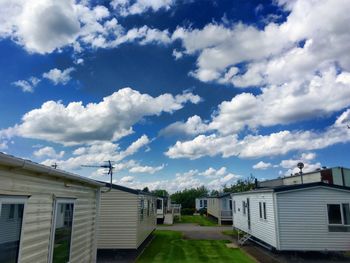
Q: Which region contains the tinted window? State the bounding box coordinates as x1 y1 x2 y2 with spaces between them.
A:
328 204 342 224
53 203 74 263
343 204 350 225
0 203 24 263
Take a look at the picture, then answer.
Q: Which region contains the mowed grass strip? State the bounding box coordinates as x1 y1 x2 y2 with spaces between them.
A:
137 230 255 263
176 215 217 226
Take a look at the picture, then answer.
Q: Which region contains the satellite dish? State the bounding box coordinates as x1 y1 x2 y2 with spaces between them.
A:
297 162 304 171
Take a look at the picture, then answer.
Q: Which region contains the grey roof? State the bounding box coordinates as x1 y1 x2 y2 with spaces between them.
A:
0 152 103 187
232 182 350 195
101 182 156 197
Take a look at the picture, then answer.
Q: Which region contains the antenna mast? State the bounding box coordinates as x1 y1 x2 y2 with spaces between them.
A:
82 160 114 193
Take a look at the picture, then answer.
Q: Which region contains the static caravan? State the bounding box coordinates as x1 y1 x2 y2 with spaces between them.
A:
207 193 232 225
195 197 208 211
259 167 350 188
97 183 156 252
232 182 350 251
0 153 102 263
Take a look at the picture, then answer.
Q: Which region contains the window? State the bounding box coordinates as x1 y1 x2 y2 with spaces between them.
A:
327 203 350 232
0 198 26 263
259 202 267 220
147 200 150 217
140 199 144 221
204 200 207 208
233 201 236 213
157 199 162 210
200 200 203 207
242 201 246 215
50 199 74 263
259 202 262 219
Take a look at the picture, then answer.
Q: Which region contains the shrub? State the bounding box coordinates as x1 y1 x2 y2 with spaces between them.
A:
198 208 207 216
181 208 195 215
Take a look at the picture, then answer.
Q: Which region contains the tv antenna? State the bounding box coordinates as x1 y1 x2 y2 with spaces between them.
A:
297 162 304 184
82 160 114 193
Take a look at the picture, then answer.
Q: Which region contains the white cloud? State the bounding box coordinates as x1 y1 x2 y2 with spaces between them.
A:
33 146 64 159
207 173 240 189
166 109 350 159
41 135 150 171
43 67 75 85
120 175 134 183
0 0 172 54
111 0 175 16
160 115 209 137
253 161 272 170
279 152 321 175
12 77 40 93
199 167 227 177
3 88 200 145
129 164 164 174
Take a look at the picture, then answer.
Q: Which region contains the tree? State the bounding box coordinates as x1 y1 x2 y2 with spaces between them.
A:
170 186 209 209
223 174 256 193
151 189 169 197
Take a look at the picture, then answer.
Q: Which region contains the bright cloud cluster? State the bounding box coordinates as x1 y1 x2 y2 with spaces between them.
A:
111 0 175 16
1 87 200 145
43 67 75 85
0 0 172 54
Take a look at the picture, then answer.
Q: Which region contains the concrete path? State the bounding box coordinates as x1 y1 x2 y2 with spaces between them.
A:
157 223 233 240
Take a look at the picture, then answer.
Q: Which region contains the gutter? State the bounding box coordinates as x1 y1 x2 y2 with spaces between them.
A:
0 153 103 187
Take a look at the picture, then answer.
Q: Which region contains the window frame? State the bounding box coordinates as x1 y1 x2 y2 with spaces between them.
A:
0 196 28 263
48 198 76 263
327 203 350 226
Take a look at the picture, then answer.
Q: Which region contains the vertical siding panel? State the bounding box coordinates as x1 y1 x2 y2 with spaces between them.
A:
232 191 277 248
277 187 350 251
97 189 138 249
0 166 99 263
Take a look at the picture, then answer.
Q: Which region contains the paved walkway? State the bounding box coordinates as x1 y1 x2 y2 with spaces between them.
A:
157 223 233 240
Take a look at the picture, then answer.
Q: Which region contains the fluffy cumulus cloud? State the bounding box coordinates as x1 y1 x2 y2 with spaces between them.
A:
33 146 65 159
160 115 209 137
253 161 272 170
166 109 350 159
129 164 164 174
0 0 172 54
42 67 75 85
41 134 151 170
2 87 200 145
12 77 40 93
117 166 241 193
110 0 175 16
279 152 321 175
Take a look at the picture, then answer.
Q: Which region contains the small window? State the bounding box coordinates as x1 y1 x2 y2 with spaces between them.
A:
140 199 144 221
204 200 207 208
343 204 350 225
147 200 150 217
200 200 203 207
328 204 342 224
263 202 267 220
157 199 162 210
328 203 350 232
50 200 74 263
259 202 262 219
233 201 236 213
0 199 26 263
242 201 246 215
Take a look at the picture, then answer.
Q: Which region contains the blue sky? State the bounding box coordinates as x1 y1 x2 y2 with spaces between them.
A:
0 0 349 192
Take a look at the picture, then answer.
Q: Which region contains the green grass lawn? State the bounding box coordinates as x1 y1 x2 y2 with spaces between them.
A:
175 215 217 226
222 229 238 238
137 230 255 263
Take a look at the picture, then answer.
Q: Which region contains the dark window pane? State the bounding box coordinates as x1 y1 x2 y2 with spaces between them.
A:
157 199 162 209
259 202 262 219
0 203 24 263
263 202 267 220
204 200 207 207
328 204 342 224
53 203 74 263
342 204 350 225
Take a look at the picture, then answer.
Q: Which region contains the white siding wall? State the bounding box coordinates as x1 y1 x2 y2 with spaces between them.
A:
232 191 277 248
136 195 156 247
98 189 138 249
0 165 99 263
276 187 350 251
207 198 220 219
